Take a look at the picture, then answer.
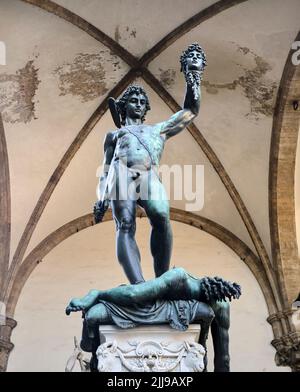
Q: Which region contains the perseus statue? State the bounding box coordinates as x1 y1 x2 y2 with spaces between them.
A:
94 43 207 284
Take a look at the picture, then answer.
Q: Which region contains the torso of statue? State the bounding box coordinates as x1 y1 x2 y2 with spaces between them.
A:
114 124 165 169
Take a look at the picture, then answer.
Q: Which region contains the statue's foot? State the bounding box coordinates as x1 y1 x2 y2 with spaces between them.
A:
66 298 86 315
134 280 145 285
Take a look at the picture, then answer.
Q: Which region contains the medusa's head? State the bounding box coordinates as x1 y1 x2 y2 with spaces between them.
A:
116 85 151 126
180 43 207 75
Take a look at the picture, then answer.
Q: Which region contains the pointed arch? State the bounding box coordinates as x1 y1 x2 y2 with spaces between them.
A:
269 31 300 306
0 113 10 297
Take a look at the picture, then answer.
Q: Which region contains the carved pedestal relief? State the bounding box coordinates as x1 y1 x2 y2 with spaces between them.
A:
96 324 205 372
97 339 205 372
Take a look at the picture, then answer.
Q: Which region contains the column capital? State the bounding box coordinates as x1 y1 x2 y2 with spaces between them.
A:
0 317 17 372
271 332 300 372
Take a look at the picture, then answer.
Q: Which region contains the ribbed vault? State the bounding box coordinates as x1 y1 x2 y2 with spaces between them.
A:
4 0 272 310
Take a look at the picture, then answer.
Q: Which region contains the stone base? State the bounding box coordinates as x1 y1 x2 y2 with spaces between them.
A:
96 324 205 372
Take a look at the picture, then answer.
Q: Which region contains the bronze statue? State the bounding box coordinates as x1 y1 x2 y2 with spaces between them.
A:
66 267 241 372
94 43 207 284
66 44 242 373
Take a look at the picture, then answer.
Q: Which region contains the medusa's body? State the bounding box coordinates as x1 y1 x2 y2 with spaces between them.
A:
66 268 241 311
66 268 240 372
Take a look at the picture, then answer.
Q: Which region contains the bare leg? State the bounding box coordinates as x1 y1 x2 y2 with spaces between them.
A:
82 304 112 371
148 205 172 277
210 301 230 372
111 199 144 284
66 268 190 313
139 174 172 277
85 304 112 333
193 302 215 372
97 267 189 305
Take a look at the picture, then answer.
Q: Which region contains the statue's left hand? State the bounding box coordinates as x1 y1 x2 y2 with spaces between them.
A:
184 69 201 81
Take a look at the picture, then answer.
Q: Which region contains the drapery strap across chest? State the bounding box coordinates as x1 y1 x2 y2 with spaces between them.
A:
121 126 159 166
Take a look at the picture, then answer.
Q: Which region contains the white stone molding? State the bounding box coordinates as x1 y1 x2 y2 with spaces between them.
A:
96 324 205 372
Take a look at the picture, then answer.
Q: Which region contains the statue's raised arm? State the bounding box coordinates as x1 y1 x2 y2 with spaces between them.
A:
160 43 207 139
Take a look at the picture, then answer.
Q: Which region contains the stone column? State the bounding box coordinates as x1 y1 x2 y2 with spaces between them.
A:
268 311 300 372
0 317 17 372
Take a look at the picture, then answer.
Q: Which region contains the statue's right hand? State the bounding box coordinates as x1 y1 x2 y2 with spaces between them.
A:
93 199 109 224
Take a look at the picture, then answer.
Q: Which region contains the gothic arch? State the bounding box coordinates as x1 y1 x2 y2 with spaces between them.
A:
269 31 300 307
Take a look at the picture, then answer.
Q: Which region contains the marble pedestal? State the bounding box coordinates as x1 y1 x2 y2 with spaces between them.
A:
96 324 205 372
